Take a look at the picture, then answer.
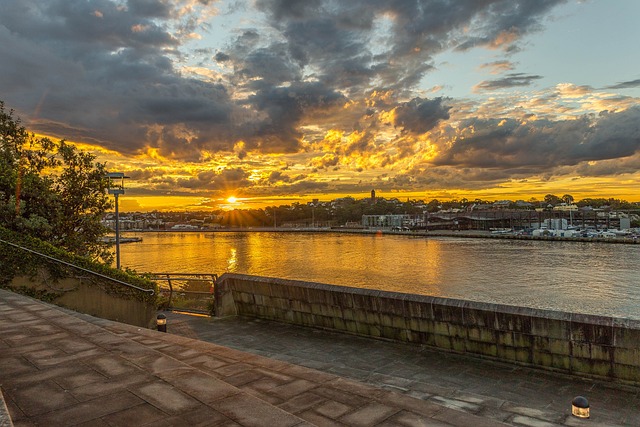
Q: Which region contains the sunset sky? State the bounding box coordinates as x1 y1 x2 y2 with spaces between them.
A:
1 0 639 211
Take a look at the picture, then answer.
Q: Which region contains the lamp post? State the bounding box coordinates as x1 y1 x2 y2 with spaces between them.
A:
106 172 129 269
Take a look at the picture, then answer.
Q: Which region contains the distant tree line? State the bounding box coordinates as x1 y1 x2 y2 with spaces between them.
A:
207 194 639 229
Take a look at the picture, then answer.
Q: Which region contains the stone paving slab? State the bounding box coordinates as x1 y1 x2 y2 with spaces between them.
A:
0 289 508 426
162 311 640 426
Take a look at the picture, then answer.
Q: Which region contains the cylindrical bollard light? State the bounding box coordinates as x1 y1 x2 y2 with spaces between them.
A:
571 396 589 418
156 313 167 332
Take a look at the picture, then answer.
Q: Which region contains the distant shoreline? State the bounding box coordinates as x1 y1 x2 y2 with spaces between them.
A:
117 227 640 244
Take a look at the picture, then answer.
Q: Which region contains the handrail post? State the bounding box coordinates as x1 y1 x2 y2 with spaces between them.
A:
166 273 173 309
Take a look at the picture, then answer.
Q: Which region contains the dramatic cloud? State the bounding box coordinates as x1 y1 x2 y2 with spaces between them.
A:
393 97 451 135
473 73 543 92
431 107 640 170
3 0 640 204
607 79 640 90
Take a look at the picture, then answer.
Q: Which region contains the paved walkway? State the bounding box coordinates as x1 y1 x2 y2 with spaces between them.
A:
1 289 504 426
1 289 639 426
164 312 640 426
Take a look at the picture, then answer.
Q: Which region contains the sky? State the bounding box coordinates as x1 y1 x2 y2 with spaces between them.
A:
1 0 639 211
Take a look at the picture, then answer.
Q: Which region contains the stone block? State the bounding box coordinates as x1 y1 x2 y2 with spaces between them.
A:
365 310 381 324
432 302 464 324
300 312 314 326
495 311 531 334
571 342 590 359
571 357 611 378
496 346 516 361
551 354 571 371
404 299 432 319
305 288 328 304
512 332 532 349
496 331 514 347
530 316 570 340
463 307 494 328
238 292 254 304
612 324 640 349
407 318 433 333
467 327 495 343
612 364 640 383
613 347 640 366
281 309 294 323
590 344 613 362
356 322 371 336
380 326 397 340
532 350 553 367
547 338 570 356
340 308 355 321
532 336 550 353
353 310 369 324
352 293 378 311
465 340 496 357
390 315 407 330
515 348 531 364
432 321 449 336
433 334 452 350
253 294 265 305
368 324 382 338
271 297 289 310
309 303 323 316
290 300 311 313
570 321 613 345
377 296 406 316
447 324 467 340
344 320 358 334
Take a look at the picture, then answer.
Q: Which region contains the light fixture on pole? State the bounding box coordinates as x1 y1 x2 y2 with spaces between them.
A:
106 172 129 269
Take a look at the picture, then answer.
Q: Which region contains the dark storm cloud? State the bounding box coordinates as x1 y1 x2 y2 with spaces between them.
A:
473 73 543 92
241 81 347 152
393 97 451 134
606 79 640 89
432 107 640 170
1 0 568 161
253 0 565 93
0 0 234 159
454 0 562 51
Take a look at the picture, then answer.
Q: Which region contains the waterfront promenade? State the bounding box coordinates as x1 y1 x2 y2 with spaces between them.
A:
1 289 640 426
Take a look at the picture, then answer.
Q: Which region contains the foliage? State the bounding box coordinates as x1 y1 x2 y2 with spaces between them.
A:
0 100 112 261
0 225 156 303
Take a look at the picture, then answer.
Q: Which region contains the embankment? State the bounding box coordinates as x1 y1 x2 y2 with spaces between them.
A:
215 273 640 384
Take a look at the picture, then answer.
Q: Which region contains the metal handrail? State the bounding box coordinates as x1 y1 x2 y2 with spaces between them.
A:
0 238 155 295
149 272 216 315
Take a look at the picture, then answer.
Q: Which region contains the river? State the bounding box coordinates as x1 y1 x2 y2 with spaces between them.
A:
120 231 640 319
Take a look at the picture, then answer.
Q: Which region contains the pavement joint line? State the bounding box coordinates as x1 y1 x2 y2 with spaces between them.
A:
1 289 518 426
162 311 640 426
3 288 640 425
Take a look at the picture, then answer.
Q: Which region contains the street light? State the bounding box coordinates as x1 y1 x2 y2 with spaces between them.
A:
106 172 129 269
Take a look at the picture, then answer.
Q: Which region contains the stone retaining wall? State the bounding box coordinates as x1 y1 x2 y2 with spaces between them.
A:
215 273 640 384
9 273 156 328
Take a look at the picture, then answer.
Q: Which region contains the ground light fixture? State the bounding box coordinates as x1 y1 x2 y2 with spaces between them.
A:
571 396 590 418
105 172 129 269
156 313 167 332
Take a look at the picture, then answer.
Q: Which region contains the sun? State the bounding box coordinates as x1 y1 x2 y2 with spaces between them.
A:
227 196 237 204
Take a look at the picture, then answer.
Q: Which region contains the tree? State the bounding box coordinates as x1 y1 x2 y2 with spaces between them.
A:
543 194 562 206
0 100 113 261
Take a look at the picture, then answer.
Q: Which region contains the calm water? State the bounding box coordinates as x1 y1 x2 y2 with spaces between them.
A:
120 232 640 319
